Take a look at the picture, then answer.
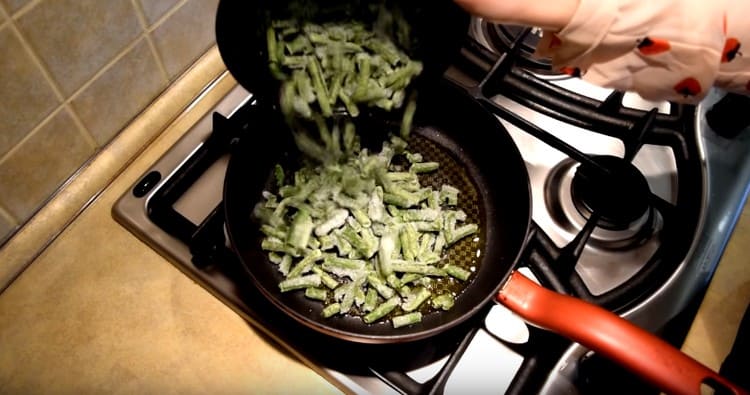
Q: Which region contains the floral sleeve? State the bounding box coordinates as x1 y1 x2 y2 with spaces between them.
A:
535 0 750 103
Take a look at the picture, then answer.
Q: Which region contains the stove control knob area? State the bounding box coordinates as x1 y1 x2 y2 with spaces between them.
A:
705 93 750 139
133 171 161 198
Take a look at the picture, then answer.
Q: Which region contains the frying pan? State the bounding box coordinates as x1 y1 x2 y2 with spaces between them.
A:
217 1 748 394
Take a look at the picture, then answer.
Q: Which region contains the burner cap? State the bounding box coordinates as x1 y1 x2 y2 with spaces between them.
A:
571 156 651 230
484 23 556 75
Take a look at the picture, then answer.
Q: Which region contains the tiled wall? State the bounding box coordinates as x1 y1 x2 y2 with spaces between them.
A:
0 0 219 245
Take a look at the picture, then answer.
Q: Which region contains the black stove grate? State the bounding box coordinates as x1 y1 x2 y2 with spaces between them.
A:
134 25 703 395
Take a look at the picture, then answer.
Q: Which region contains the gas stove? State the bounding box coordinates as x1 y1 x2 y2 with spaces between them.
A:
113 20 750 395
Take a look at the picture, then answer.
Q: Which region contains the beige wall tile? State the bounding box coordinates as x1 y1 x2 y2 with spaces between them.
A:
0 109 94 222
151 0 218 80
0 211 15 245
0 26 60 158
72 39 167 146
137 0 180 26
17 0 142 96
1 0 30 13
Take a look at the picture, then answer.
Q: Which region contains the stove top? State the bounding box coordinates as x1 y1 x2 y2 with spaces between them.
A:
113 20 750 395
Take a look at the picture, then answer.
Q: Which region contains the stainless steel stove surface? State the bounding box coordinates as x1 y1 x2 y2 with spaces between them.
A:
113 22 750 395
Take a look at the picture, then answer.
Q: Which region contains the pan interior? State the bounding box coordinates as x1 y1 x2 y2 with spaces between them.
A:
224 83 530 343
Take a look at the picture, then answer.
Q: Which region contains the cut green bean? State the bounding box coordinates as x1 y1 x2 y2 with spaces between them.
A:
401 287 431 312
363 288 379 312
431 293 455 311
391 261 446 276
287 249 323 278
410 162 439 174
447 224 479 246
321 303 341 318
392 312 422 328
279 274 321 292
279 255 293 276
443 264 472 281
305 287 328 301
363 296 401 324
399 224 419 261
367 273 396 299
312 266 340 289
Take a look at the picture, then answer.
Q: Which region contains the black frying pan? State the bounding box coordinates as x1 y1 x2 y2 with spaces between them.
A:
223 80 530 342
215 0 471 110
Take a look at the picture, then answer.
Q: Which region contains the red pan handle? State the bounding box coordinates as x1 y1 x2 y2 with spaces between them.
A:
497 271 748 395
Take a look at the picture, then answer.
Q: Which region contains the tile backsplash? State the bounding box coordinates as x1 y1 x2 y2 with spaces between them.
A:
0 0 219 245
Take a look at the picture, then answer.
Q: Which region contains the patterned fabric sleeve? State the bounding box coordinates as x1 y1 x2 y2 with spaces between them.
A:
535 0 750 103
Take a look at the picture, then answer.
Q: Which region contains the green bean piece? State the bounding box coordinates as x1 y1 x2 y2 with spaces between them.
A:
440 184 460 206
337 275 366 314
351 208 372 227
401 287 431 312
287 249 323 278
269 62 286 80
308 57 332 117
363 288 379 312
367 273 396 299
321 303 341 318
282 55 309 69
353 55 371 101
278 254 293 276
363 296 401 324
400 208 439 222
431 294 455 311
305 287 328 301
383 192 419 208
343 121 357 153
401 92 418 139
354 287 366 307
377 231 397 277
294 70 316 103
399 273 421 285
410 162 439 174
391 261 446 277
433 233 447 255
399 224 419 261
314 208 348 237
312 266 339 289
261 224 286 240
447 224 479 246
268 252 283 265
267 27 279 64
279 274 321 292
287 209 314 250
292 131 328 163
285 35 310 54
330 122 342 158
261 238 299 257
392 312 423 328
328 72 345 106
318 234 336 251
367 187 385 223
444 264 472 281
338 91 360 117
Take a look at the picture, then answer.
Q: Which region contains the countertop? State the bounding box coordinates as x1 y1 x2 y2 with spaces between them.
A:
0 49 341 395
0 47 747 394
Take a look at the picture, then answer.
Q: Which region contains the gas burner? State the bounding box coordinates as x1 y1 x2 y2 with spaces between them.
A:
545 158 658 250
571 155 652 231
469 19 561 76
